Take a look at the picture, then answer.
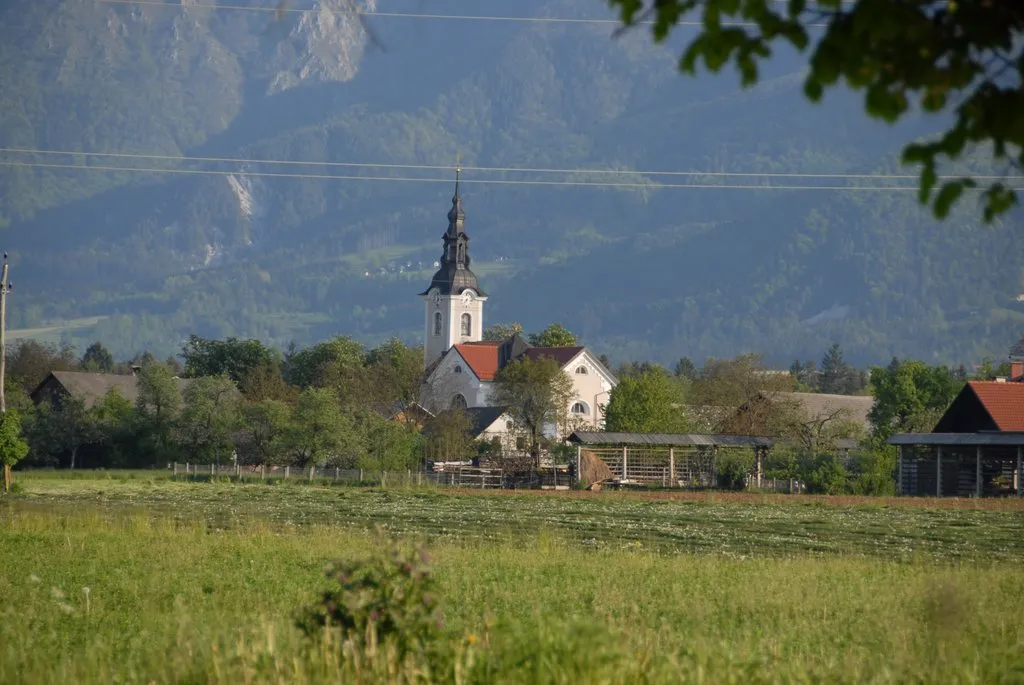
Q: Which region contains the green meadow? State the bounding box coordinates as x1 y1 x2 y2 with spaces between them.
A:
2 474 1023 683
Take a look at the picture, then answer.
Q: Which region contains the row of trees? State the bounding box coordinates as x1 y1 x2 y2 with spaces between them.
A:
1 325 1009 495
5 323 585 472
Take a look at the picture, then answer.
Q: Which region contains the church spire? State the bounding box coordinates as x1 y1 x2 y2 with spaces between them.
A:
419 165 485 297
447 163 465 229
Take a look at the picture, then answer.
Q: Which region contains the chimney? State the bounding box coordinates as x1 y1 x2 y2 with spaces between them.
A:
1011 360 1024 381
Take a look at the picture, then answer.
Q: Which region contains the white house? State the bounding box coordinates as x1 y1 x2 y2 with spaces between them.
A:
417 169 617 444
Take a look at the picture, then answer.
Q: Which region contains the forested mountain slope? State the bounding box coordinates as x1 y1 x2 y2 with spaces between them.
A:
2 0 1021 366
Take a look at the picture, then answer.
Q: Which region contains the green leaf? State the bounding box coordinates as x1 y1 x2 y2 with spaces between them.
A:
932 181 965 219
901 143 929 164
803 78 824 101
982 184 1019 223
918 165 937 203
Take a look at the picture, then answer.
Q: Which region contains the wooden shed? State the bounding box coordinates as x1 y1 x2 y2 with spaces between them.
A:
889 381 1024 497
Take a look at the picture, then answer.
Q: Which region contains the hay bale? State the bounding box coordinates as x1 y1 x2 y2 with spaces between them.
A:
580 449 614 488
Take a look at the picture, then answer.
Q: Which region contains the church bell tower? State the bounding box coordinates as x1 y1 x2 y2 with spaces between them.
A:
420 167 487 370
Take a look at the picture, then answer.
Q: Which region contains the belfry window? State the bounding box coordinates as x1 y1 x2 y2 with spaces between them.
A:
433 312 442 336
451 394 468 410
461 313 472 337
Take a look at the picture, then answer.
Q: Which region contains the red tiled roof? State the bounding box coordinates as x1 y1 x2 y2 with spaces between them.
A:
453 344 500 380
968 381 1024 431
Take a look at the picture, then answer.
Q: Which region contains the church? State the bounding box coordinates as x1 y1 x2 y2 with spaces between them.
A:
417 170 617 445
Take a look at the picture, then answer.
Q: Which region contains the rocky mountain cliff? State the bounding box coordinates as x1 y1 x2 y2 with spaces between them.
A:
2 0 1021 366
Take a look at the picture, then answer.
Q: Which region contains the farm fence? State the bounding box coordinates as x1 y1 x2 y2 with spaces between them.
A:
169 462 572 490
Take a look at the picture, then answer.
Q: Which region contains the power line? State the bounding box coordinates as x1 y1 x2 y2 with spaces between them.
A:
3 147 1013 182
92 0 834 28
0 160 971 191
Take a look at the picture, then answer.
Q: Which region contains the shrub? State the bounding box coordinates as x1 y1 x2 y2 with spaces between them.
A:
296 538 444 662
716 450 753 490
803 454 849 495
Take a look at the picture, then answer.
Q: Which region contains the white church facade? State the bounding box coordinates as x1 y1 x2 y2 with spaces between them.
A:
417 170 617 445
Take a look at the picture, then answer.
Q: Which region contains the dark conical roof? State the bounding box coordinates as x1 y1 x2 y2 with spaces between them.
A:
419 167 485 296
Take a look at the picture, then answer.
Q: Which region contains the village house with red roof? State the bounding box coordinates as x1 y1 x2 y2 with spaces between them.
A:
416 170 617 445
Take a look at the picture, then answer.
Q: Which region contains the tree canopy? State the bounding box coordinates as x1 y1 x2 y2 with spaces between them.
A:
0 410 29 492
610 0 1024 221
528 323 579 347
181 335 279 384
483 322 524 341
491 355 576 462
868 358 964 439
604 369 691 433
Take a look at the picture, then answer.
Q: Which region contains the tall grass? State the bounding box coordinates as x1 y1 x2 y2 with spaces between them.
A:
2 502 1023 684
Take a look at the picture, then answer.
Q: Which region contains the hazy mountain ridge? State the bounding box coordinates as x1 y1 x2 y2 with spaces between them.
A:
2 0 1022 366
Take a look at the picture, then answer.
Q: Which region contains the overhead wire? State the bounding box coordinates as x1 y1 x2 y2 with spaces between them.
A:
2 147 1016 182
5 160 1016 192
91 0 834 28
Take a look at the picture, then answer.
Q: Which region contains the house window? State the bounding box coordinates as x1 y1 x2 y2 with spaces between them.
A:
451 393 467 410
433 312 442 336
461 313 471 336
575 366 588 375
571 401 589 416
506 420 514 431
454 365 462 374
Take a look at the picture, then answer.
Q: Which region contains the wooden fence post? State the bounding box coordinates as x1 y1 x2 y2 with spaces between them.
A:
285 465 290 479
334 467 340 481
186 462 190 475
211 463 216 477
755 448 764 490
976 445 983 498
1018 446 1022 498
359 469 364 482
897 445 903 496
622 446 628 482
173 462 179 477
260 464 265 481
668 447 675 487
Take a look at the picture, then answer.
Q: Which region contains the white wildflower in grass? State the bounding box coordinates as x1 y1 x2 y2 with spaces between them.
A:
28 574 40 584
50 587 65 600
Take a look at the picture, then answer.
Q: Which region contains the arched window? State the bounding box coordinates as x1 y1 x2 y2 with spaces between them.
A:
506 420 514 431
451 394 467 410
454 365 462 374
571 401 589 416
461 313 472 337
433 312 442 336
575 365 588 375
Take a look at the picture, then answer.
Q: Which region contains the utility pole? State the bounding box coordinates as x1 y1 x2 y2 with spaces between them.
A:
1 253 10 492
0 252 7 414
